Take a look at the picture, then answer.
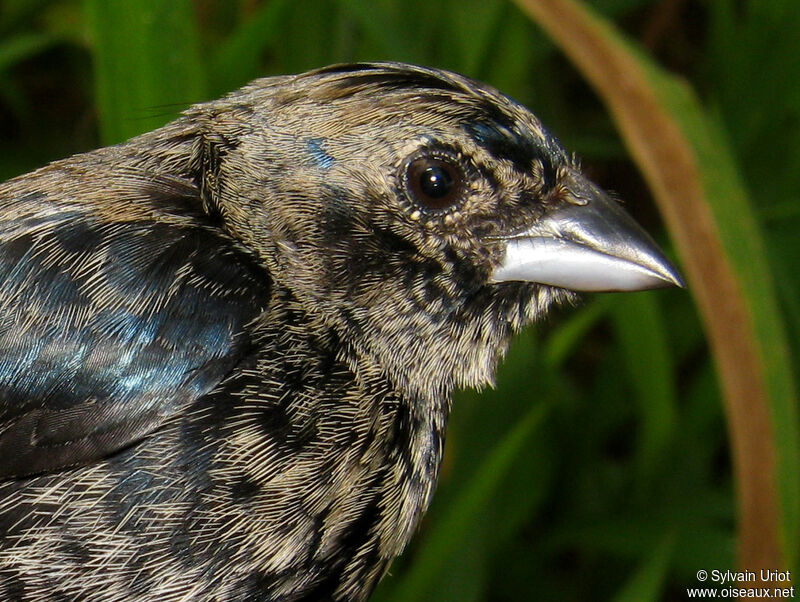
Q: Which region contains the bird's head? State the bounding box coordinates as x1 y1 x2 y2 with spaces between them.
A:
192 62 682 402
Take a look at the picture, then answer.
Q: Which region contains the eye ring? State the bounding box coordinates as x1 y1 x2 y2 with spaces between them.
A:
404 153 466 213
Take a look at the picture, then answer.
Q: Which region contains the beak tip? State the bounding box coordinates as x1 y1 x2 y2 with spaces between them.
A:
643 273 684 291
640 252 685 291
666 271 685 289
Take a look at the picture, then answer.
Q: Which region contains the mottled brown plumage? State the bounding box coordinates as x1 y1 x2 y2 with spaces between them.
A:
0 63 680 601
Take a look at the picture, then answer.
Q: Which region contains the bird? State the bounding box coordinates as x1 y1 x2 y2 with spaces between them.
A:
0 62 682 601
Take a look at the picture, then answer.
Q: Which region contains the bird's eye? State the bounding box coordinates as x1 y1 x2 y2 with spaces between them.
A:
405 157 465 212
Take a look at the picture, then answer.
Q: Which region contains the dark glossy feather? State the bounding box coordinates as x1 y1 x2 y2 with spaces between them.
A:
0 180 271 478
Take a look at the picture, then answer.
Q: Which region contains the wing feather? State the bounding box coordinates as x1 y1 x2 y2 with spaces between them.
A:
0 179 270 478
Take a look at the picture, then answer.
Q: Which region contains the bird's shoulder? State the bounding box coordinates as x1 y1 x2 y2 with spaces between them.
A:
0 160 272 478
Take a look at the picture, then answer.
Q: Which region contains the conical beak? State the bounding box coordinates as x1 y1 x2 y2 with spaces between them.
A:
490 170 683 292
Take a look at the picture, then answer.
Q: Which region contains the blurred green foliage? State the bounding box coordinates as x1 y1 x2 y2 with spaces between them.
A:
0 0 797 599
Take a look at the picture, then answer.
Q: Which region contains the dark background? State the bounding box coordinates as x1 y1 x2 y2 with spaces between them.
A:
1 0 798 599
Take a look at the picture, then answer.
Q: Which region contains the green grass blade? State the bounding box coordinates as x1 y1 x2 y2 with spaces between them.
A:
0 32 55 73
382 401 551 601
445 0 505 75
83 0 206 145
611 293 677 487
0 0 55 37
613 531 675 602
640 55 800 578
542 296 612 370
209 0 292 96
514 0 799 577
335 0 424 63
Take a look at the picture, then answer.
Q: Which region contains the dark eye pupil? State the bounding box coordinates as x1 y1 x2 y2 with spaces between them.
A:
419 166 453 199
406 157 464 211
